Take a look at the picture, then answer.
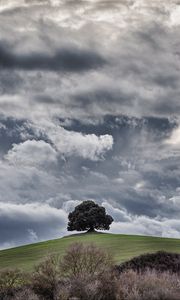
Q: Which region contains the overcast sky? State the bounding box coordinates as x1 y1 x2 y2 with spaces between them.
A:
0 0 180 248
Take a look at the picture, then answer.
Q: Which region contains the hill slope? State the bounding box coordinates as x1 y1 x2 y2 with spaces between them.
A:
0 233 180 271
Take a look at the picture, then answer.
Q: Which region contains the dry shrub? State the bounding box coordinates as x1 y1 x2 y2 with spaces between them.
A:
116 269 180 300
2 244 180 300
95 271 118 300
67 272 117 300
31 255 60 300
0 269 27 299
116 270 139 300
14 287 38 300
60 242 115 300
67 274 99 300
60 242 113 278
31 242 114 300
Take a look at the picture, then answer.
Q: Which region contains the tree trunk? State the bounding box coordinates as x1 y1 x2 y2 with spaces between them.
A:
87 227 96 233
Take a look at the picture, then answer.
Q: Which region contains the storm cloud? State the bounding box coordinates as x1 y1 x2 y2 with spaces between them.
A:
0 0 180 248
0 43 106 72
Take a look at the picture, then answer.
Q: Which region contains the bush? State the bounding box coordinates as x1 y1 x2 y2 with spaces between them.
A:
67 274 99 300
1 246 180 300
59 242 115 300
31 243 114 300
95 271 117 300
0 269 27 300
60 242 113 278
31 255 60 300
67 272 117 300
14 287 38 300
116 269 180 300
116 251 180 274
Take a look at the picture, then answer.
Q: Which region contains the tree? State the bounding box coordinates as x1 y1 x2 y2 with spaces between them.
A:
67 200 114 232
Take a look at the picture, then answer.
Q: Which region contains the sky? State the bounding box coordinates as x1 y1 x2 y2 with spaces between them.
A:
0 0 180 248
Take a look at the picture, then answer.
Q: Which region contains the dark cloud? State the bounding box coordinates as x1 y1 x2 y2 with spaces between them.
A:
59 115 176 146
0 42 106 72
0 203 67 248
73 88 135 111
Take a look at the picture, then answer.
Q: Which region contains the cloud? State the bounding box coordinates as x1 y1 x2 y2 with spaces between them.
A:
101 200 180 238
0 0 180 247
0 199 180 249
62 200 81 213
5 139 57 167
0 12 180 122
29 122 114 161
102 201 131 222
53 130 114 161
165 126 180 147
0 118 114 161
0 202 67 248
0 42 106 72
0 158 62 204
111 216 180 239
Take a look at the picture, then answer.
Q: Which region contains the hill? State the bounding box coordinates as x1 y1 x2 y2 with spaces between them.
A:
0 233 180 271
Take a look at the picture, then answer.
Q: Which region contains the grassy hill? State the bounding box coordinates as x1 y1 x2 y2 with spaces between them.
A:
0 233 180 272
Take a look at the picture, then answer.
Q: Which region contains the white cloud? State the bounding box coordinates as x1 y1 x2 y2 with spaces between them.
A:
169 4 180 26
30 122 114 161
134 181 146 191
165 126 180 147
111 216 180 238
5 140 57 167
0 202 66 221
99 201 180 238
54 129 113 161
27 229 38 242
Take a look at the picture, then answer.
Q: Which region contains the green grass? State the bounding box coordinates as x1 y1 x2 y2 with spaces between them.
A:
0 233 180 271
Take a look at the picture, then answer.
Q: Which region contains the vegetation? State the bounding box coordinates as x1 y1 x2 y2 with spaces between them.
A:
60 242 113 278
116 269 180 300
0 243 180 300
67 200 113 232
117 251 180 274
0 269 27 299
31 255 60 300
0 233 180 271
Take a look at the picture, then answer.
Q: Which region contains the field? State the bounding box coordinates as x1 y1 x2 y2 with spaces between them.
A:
0 233 180 271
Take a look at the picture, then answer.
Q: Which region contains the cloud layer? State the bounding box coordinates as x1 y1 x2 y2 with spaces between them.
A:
0 0 180 248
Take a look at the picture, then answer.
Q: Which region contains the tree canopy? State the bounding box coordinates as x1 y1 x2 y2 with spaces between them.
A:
67 200 114 232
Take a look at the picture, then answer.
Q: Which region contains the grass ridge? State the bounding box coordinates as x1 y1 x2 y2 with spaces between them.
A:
0 233 180 271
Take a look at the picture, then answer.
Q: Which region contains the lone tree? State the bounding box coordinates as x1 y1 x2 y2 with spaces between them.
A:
67 200 114 233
